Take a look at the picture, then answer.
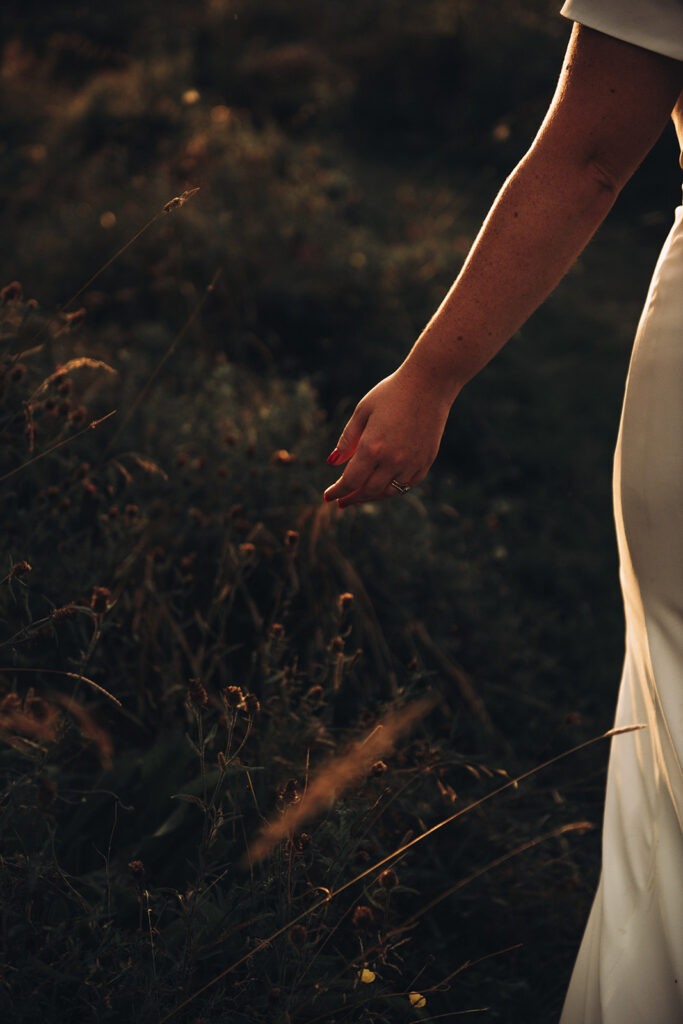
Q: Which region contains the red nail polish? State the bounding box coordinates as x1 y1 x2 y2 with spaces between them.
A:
323 493 333 502
326 448 341 465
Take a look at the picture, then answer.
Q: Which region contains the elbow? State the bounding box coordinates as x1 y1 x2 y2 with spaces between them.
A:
585 155 622 198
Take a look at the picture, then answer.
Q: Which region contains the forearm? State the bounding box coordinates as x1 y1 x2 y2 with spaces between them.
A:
403 142 619 401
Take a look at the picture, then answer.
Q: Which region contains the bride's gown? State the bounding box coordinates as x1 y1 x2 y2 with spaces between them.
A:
559 197 683 1024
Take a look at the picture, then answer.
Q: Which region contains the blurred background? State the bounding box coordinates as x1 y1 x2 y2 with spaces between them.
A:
1 1 681 1021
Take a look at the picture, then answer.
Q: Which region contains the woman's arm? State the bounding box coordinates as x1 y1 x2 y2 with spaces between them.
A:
323 23 683 508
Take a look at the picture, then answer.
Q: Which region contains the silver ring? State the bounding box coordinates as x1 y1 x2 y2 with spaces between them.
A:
390 479 411 495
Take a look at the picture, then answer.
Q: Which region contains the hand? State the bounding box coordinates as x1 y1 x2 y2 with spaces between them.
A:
323 363 454 508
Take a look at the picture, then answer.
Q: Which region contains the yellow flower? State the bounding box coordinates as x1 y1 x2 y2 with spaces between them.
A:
409 991 426 1008
359 968 376 984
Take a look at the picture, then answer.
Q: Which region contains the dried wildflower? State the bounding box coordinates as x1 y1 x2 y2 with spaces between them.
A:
378 868 398 890
337 592 354 614
1 281 22 304
10 560 32 578
128 859 145 879
90 586 112 614
284 529 299 551
352 905 374 931
331 636 344 653
269 622 284 639
243 693 260 715
370 760 387 777
271 449 296 465
187 677 208 709
409 993 426 1008
359 968 376 984
9 363 26 383
223 685 244 709
239 542 255 558
288 925 307 948
52 604 76 622
68 405 87 426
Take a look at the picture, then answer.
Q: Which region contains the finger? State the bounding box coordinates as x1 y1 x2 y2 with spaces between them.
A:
323 449 381 503
339 465 429 507
337 465 411 507
326 404 369 466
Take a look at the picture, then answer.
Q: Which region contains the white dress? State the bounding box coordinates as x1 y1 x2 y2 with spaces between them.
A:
559 3 683 1021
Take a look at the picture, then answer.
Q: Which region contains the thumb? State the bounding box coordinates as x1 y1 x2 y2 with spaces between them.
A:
326 405 369 465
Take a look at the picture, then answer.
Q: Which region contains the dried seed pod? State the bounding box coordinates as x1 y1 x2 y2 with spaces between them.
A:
223 685 244 709
378 868 398 890
187 677 208 709
242 693 260 715
90 586 112 614
352 905 374 931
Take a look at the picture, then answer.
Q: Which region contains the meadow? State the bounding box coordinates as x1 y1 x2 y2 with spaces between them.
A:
1 1 681 1021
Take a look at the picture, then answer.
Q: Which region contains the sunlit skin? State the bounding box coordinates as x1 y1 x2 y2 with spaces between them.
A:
323 24 683 508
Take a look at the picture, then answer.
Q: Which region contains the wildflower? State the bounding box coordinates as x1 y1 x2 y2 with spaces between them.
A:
10 560 32 577
352 905 374 931
269 622 284 639
187 677 208 709
90 586 112 614
239 542 255 558
223 685 244 709
128 860 145 880
409 992 426 1008
0 281 22 304
271 449 295 465
370 760 387 777
9 363 26 383
337 592 354 614
288 924 307 947
284 529 299 550
243 693 260 715
378 868 398 890
359 968 376 984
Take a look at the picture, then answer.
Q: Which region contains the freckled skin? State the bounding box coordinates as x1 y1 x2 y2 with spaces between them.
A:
324 25 683 508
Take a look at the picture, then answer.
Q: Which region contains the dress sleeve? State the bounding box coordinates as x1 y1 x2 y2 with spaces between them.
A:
560 0 683 61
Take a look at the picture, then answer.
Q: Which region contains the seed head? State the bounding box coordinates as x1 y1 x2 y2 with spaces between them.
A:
128 859 145 879
239 542 255 558
378 868 398 890
370 760 387 777
269 622 284 639
223 685 244 709
187 677 208 709
352 905 374 931
52 605 76 622
243 693 260 715
90 586 112 614
337 592 354 614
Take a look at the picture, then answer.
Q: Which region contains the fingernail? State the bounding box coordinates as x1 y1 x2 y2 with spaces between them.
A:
323 492 333 502
326 448 341 465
